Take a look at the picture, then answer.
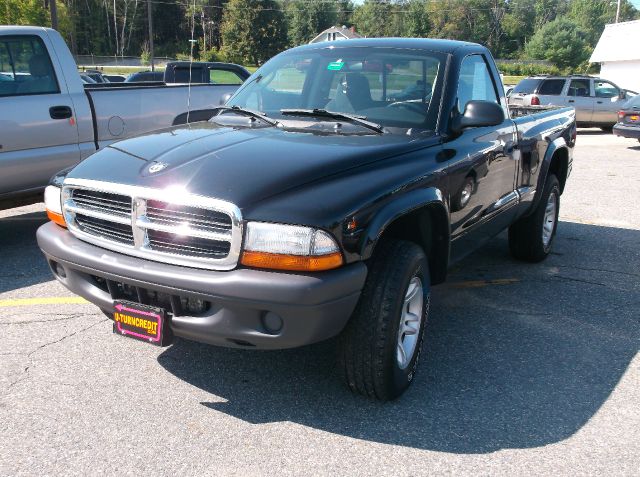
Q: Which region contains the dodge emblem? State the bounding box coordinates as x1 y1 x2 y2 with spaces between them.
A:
148 162 168 174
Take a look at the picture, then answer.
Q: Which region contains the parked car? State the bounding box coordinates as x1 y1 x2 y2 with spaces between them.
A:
82 69 109 83
0 26 245 209
613 94 640 142
103 74 126 83
79 73 96 84
124 70 164 82
508 75 636 129
38 38 575 400
164 61 250 85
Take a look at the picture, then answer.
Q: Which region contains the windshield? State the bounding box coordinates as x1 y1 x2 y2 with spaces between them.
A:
623 94 640 109
227 47 445 132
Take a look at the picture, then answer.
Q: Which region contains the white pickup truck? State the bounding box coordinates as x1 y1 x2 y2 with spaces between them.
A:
0 26 248 209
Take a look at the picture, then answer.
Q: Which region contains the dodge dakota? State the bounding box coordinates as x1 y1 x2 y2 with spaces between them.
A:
0 26 248 209
37 38 575 400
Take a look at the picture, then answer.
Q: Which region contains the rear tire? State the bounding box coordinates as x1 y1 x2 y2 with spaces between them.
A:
337 239 430 401
509 174 560 262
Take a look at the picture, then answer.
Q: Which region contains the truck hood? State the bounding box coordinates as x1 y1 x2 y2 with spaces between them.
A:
68 121 436 207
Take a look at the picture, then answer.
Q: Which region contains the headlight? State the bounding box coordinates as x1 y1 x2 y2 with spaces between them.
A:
44 185 66 227
240 222 343 271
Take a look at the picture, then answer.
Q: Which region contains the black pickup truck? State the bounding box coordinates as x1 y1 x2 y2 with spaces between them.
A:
37 38 575 400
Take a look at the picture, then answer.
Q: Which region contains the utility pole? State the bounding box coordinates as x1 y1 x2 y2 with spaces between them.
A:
616 0 621 23
147 0 155 71
50 0 58 30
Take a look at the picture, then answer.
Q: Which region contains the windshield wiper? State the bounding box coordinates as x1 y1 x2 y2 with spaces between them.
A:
280 108 385 134
212 105 279 127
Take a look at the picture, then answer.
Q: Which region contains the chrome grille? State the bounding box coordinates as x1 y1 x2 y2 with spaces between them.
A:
75 215 134 245
71 189 131 218
62 179 243 270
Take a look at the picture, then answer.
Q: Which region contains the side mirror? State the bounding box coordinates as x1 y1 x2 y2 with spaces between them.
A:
451 100 505 133
220 92 233 105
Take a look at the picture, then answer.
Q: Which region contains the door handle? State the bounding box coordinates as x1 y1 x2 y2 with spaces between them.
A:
568 100 575 103
596 101 603 104
49 105 73 120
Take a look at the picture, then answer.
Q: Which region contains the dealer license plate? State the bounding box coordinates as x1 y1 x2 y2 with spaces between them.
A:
113 300 169 346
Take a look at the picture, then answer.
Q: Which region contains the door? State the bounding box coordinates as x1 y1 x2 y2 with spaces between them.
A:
448 54 518 243
565 78 594 123
592 79 624 124
0 34 80 197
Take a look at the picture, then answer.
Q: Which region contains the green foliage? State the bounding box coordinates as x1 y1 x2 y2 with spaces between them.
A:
7 0 640 71
567 0 638 46
524 18 590 70
497 62 560 76
352 0 404 38
0 0 48 26
140 44 151 66
287 0 338 46
221 0 287 65
200 48 223 62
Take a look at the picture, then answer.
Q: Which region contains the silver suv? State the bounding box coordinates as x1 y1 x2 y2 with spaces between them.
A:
508 75 637 129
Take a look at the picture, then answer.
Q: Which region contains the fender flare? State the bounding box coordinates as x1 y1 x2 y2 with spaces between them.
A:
529 136 567 214
359 187 450 284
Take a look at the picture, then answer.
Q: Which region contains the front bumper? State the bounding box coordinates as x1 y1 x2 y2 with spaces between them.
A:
37 222 367 349
613 123 640 139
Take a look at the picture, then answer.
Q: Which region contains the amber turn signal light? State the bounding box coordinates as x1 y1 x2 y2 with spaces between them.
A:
44 185 66 228
240 250 343 272
46 209 67 228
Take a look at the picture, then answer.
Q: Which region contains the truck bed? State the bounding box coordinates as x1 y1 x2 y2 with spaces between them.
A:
86 83 237 149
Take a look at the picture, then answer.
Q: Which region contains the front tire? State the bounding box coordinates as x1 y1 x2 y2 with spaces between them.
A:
337 239 430 401
509 174 560 262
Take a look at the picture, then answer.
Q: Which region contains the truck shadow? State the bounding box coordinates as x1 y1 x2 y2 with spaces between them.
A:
158 221 640 453
0 209 51 293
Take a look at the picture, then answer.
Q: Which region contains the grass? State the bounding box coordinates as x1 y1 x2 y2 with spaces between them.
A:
502 75 525 86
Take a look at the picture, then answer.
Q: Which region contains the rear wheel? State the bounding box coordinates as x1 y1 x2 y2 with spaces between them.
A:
337 239 430 401
509 174 560 262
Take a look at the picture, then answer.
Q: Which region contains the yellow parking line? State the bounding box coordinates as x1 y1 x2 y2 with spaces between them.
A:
450 278 520 288
0 296 88 307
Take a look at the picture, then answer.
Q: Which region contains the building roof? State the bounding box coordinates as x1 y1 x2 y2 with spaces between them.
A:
590 20 640 63
309 26 362 43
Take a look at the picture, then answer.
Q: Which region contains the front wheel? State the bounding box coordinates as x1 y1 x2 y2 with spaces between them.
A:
509 174 560 262
337 239 430 401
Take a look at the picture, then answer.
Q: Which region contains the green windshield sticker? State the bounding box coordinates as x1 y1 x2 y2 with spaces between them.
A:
327 61 344 71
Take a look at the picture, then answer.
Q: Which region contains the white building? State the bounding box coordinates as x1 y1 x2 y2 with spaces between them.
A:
590 20 640 93
309 26 361 44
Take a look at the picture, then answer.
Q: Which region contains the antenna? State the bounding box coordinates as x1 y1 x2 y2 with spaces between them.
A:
186 0 196 125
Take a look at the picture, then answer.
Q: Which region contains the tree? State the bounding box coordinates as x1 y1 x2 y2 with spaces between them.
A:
568 0 639 47
287 0 338 46
352 0 404 38
221 0 287 65
524 18 590 70
403 0 431 38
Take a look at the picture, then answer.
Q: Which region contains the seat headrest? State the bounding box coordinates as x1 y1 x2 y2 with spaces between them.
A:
29 54 51 78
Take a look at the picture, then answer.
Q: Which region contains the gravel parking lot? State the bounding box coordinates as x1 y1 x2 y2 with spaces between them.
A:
1 130 638 475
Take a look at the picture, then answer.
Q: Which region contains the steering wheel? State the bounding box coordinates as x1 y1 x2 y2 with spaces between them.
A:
385 101 427 115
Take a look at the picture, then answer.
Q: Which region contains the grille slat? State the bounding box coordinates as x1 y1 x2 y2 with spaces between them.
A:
72 190 131 218
147 229 230 258
63 182 241 270
75 215 134 245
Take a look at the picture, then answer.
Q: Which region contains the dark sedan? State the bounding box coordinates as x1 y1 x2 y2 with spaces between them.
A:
613 95 640 141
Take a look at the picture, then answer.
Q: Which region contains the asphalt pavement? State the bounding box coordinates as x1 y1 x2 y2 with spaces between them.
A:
0 130 638 475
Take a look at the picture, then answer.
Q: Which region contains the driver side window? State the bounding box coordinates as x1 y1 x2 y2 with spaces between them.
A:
594 80 620 98
457 55 499 113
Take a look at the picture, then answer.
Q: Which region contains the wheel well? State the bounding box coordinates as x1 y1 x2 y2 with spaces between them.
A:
549 148 569 194
376 204 449 285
